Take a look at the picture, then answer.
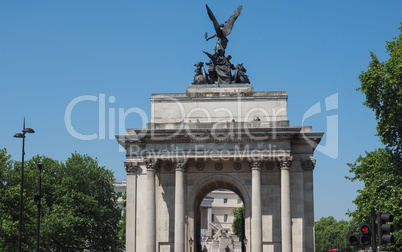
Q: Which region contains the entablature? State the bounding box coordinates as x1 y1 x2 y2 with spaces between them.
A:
116 125 323 150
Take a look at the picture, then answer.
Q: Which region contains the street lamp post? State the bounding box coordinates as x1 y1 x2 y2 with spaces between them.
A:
33 163 43 252
14 119 35 252
189 237 193 252
243 238 248 252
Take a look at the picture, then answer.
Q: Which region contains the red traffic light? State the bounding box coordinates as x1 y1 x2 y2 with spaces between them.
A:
360 225 369 234
359 224 371 245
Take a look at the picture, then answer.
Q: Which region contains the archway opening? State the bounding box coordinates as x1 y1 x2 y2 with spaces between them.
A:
193 181 247 252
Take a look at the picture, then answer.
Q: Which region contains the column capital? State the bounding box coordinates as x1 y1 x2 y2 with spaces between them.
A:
277 156 293 170
173 158 188 171
144 158 161 171
124 162 139 175
248 158 263 170
301 159 316 171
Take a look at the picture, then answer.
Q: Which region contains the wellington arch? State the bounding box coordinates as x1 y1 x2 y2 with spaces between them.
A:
116 84 323 252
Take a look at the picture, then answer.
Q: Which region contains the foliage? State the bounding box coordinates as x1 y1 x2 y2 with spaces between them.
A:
0 148 18 250
0 150 123 251
231 205 244 241
346 24 402 251
358 24 402 154
314 216 354 252
118 191 127 247
0 148 42 251
346 149 402 250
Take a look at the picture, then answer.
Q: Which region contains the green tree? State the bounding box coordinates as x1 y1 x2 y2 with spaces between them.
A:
118 191 127 248
232 205 244 241
346 24 402 251
346 149 402 250
42 152 123 251
0 150 123 251
358 24 402 154
314 216 354 252
0 148 18 250
0 148 43 251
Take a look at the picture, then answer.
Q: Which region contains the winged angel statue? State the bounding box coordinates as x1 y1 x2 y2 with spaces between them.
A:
192 5 249 85
205 4 242 56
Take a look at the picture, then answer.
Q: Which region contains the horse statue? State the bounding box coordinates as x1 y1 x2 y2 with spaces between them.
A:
192 61 208 84
233 63 250 84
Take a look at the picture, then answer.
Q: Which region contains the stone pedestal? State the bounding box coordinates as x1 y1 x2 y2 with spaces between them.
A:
205 235 242 252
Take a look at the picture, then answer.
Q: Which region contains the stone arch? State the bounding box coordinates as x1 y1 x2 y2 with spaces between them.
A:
187 174 251 252
119 84 323 252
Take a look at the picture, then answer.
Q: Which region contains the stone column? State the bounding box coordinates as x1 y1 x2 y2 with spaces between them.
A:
125 162 139 252
279 157 293 252
249 159 262 252
145 158 160 252
207 207 212 238
302 159 316 251
174 159 188 252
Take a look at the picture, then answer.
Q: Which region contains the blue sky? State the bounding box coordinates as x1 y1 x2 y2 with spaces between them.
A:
1 0 401 221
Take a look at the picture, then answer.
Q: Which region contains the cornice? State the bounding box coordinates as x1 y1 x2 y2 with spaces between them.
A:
117 128 319 146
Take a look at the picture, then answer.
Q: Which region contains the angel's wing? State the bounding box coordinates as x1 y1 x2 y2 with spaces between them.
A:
222 5 242 37
206 5 223 37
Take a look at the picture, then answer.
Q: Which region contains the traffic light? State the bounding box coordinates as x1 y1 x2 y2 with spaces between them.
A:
359 224 371 245
347 234 360 246
377 213 394 244
348 223 372 246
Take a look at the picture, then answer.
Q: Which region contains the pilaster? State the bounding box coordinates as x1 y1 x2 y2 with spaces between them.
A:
302 159 316 251
125 162 139 252
249 159 262 252
278 157 293 252
144 158 160 252
174 159 188 252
